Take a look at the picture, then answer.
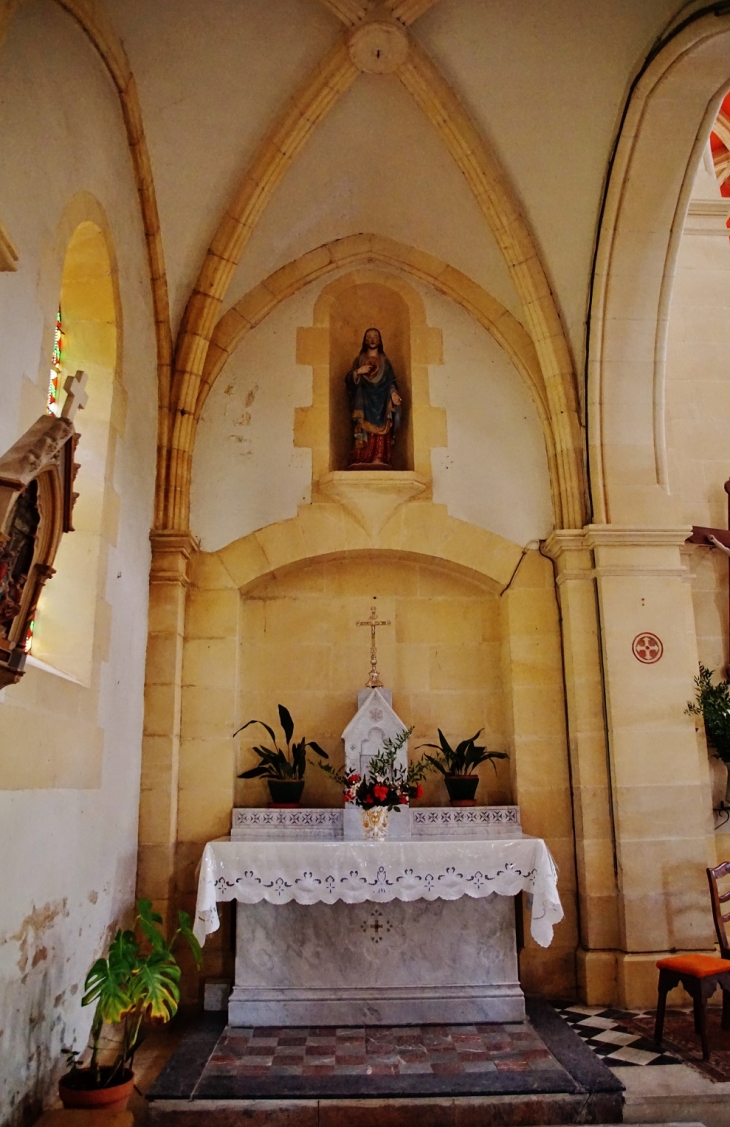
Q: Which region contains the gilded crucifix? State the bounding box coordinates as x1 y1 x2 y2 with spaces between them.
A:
357 599 391 688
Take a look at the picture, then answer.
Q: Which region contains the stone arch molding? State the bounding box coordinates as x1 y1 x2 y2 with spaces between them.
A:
589 10 730 526
213 499 524 597
200 234 564 525
166 22 586 532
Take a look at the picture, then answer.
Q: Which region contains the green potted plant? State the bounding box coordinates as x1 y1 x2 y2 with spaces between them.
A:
60 899 201 1111
235 703 328 806
687 664 730 808
418 728 508 806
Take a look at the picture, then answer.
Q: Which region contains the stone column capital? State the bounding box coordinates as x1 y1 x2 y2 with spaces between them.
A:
583 524 691 549
149 529 199 586
584 525 692 578
542 529 593 581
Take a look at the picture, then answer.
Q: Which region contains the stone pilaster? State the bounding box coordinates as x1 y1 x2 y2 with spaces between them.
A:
136 530 198 928
500 549 577 999
586 525 716 1007
544 531 620 1004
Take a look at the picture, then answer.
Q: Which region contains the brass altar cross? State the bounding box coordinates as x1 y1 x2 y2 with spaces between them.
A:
357 599 390 688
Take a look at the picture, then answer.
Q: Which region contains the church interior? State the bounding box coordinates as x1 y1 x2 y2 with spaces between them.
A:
4 0 730 1123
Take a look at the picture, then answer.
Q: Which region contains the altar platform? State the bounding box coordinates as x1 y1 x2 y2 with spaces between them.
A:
145 999 624 1125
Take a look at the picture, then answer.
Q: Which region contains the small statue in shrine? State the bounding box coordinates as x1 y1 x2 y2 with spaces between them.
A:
345 327 402 468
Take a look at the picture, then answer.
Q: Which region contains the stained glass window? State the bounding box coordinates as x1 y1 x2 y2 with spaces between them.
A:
47 308 63 415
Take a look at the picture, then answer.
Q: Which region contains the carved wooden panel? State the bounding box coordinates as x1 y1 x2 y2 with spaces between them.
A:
0 406 80 686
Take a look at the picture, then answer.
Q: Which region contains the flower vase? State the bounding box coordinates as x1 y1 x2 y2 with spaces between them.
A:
361 805 390 840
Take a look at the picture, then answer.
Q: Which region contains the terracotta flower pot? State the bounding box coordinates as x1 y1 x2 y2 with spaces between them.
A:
268 778 305 807
59 1069 134 1112
444 774 479 806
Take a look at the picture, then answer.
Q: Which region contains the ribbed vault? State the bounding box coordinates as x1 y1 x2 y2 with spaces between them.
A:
164 15 586 531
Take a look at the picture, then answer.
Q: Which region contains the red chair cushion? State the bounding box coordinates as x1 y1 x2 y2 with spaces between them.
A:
657 953 730 978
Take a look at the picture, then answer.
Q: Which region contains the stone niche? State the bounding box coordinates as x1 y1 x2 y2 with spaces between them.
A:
233 555 512 812
329 280 413 472
294 267 446 488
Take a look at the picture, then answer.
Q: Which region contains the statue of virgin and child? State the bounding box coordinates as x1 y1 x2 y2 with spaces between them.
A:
345 327 402 469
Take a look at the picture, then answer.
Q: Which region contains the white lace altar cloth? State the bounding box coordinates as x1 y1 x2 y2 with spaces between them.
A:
194 836 563 949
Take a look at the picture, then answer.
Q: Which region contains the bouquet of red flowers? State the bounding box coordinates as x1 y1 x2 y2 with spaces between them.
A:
320 727 428 811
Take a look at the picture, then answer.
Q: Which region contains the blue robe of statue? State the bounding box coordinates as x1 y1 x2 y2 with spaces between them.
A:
345 351 401 466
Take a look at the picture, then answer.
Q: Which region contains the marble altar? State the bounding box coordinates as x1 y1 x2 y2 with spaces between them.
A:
194 835 562 1027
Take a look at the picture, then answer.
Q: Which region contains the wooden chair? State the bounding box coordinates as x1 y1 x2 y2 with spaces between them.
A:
654 862 730 1060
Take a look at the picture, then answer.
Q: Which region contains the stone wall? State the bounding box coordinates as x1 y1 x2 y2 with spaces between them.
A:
0 6 157 1124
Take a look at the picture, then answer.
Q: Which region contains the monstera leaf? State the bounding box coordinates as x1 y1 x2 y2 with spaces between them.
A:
129 950 181 1022
70 899 204 1087
81 930 137 1023
136 898 168 953
177 910 203 968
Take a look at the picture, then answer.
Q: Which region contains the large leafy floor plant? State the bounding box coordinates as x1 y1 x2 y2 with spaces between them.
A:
62 899 202 1091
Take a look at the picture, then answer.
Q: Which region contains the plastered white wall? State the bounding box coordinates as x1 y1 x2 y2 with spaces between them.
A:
0 4 157 1123
225 75 522 326
102 0 338 335
190 272 552 552
191 287 314 552
424 287 553 544
417 0 679 364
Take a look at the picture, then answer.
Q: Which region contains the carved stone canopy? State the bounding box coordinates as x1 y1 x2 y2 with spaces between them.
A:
0 410 80 686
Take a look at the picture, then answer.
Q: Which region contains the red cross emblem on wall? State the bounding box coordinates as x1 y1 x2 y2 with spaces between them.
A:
632 632 663 664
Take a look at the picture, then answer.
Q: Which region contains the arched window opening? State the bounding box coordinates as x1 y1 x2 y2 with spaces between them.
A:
29 220 118 685
709 90 730 238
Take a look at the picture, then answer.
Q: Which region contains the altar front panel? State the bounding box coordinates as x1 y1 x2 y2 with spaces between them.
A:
229 894 523 1026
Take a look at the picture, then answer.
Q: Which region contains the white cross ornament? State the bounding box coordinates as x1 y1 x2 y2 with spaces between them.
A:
61 370 89 421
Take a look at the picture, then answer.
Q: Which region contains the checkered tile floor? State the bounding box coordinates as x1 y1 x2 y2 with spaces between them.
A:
555 1004 681 1067
206 1022 564 1079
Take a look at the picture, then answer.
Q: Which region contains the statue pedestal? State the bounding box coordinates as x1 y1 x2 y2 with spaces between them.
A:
319 470 426 538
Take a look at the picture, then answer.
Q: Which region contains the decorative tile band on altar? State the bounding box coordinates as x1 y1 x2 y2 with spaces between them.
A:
231 805 521 841
411 806 521 835
231 808 342 840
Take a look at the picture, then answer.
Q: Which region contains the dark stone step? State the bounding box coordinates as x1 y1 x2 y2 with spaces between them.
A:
146 1000 623 1124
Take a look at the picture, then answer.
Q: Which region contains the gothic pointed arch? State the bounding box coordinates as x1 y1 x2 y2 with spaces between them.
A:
588 10 730 525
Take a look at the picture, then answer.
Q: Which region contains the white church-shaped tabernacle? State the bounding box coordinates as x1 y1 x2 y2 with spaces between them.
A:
341 686 409 780
341 686 412 841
